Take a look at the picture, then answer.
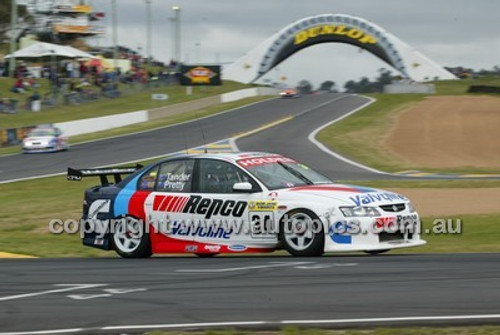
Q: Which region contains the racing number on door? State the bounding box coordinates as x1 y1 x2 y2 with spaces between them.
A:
250 212 275 238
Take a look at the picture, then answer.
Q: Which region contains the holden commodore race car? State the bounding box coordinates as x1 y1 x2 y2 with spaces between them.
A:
280 88 300 98
68 152 425 258
22 126 69 153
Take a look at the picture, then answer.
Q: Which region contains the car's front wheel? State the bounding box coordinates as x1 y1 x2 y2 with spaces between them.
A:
112 216 152 258
279 210 324 257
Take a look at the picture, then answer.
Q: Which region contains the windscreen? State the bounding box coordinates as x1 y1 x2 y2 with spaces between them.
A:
28 129 56 137
237 156 332 190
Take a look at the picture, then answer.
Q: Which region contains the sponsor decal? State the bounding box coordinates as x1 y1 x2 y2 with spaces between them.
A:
88 199 111 220
248 201 278 211
294 25 377 46
158 172 191 191
185 245 198 252
153 195 190 213
228 244 247 252
237 156 296 167
350 192 407 206
375 217 397 229
94 237 104 246
329 221 352 244
153 195 247 219
268 191 279 201
171 222 233 239
204 245 221 253
183 195 247 219
375 214 419 231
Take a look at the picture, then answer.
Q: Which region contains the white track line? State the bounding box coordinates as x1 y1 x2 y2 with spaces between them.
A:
175 261 311 273
3 314 500 335
0 284 106 302
308 95 390 175
0 329 84 335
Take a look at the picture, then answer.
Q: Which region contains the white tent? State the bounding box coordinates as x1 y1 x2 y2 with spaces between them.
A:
4 42 96 59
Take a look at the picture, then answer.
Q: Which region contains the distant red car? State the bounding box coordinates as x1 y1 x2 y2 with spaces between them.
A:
280 88 300 98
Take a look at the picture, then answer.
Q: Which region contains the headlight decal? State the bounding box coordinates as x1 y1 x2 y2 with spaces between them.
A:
340 206 381 217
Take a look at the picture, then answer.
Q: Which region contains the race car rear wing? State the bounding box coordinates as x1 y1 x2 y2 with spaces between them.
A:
67 164 143 185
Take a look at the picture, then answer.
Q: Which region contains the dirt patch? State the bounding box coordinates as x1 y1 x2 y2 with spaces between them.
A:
383 96 500 169
388 188 500 217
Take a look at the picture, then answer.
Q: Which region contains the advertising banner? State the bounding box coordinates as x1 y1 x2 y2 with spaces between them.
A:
180 65 221 86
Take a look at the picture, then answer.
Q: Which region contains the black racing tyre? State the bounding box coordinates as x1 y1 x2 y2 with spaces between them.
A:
364 249 390 255
279 209 324 257
112 216 152 258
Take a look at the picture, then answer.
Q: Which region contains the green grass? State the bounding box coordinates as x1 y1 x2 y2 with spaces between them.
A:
397 214 500 254
434 76 500 95
0 79 252 128
0 96 273 156
146 326 500 335
317 76 500 175
1 171 500 257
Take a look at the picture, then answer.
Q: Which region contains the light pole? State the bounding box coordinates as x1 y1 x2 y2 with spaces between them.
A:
111 0 118 74
9 0 18 77
172 5 181 65
145 0 152 68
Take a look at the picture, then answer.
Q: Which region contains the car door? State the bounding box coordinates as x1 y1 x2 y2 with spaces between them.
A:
190 158 277 251
143 159 196 245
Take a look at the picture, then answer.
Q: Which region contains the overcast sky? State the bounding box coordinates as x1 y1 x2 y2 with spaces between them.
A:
87 0 500 88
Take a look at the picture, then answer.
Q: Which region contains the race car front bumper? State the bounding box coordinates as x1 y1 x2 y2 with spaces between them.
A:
324 213 427 252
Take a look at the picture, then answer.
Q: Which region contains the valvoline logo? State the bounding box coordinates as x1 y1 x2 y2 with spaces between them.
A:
228 244 247 252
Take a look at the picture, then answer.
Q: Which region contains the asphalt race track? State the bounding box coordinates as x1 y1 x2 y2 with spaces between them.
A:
236 94 382 180
1 254 500 334
2 93 499 333
0 93 385 182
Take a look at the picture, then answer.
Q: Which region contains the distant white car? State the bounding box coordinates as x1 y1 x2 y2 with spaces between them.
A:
22 126 69 153
69 152 426 258
280 88 300 98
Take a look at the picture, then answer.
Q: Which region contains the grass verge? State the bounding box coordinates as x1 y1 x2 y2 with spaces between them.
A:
317 76 500 175
1 174 499 257
0 79 252 128
316 93 425 173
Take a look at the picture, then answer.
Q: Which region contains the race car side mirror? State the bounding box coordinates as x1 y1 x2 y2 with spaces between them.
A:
233 182 253 193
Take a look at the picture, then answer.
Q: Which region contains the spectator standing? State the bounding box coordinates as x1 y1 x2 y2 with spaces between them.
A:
66 61 74 78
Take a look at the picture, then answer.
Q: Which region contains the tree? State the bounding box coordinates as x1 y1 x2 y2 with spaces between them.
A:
297 80 313 94
320 80 335 91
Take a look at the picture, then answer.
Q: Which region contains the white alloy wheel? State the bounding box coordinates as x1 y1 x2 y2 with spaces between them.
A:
113 217 144 256
284 212 315 251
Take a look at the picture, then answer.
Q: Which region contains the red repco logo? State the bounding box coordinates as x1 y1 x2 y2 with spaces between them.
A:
153 195 189 213
152 195 247 219
237 156 296 167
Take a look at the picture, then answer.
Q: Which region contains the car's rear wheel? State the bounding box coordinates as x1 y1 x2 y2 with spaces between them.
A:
112 216 152 258
279 210 324 257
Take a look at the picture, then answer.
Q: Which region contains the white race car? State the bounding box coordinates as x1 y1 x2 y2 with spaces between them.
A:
69 152 426 258
22 126 69 153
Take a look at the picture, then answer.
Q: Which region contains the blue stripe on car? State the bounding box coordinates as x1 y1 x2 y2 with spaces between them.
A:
113 174 141 217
